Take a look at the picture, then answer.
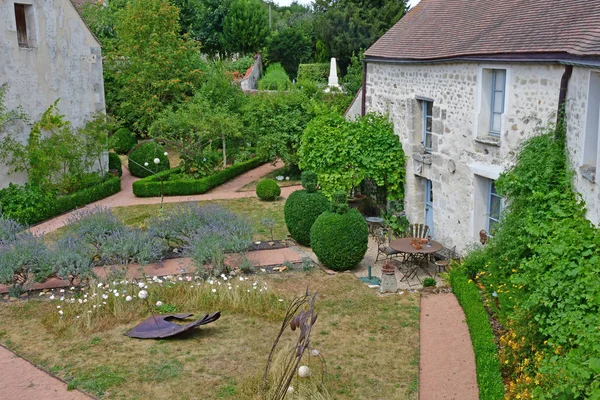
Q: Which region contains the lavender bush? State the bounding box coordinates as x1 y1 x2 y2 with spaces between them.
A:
0 214 24 242
66 206 126 247
99 229 168 265
0 232 53 292
51 235 96 285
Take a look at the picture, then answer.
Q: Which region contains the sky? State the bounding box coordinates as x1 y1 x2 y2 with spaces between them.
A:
271 0 421 7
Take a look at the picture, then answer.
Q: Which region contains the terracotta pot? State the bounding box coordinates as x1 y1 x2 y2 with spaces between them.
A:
381 263 396 275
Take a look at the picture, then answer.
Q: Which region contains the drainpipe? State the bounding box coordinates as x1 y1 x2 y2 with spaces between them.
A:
556 65 573 138
361 60 367 116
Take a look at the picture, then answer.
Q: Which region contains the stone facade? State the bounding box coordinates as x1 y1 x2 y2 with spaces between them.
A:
0 0 105 187
353 61 599 252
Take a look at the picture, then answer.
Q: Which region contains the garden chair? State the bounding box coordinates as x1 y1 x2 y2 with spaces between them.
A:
375 227 402 262
406 223 430 238
434 245 458 274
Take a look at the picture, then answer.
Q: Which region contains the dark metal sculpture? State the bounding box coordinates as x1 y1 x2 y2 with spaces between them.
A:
124 312 221 339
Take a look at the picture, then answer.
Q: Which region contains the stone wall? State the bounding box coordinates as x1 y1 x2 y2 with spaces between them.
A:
566 67 600 226
0 0 106 187
364 61 565 252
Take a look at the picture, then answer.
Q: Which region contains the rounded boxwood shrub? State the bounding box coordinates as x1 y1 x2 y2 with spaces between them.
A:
110 128 137 154
284 190 330 246
128 142 170 178
256 179 281 201
310 208 368 271
108 152 122 177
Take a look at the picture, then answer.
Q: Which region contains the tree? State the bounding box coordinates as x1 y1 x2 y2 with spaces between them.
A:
223 0 269 55
314 0 406 72
194 0 232 57
105 0 206 132
265 26 313 79
342 50 365 96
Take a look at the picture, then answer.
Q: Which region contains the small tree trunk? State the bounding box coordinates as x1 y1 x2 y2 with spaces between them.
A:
222 134 226 168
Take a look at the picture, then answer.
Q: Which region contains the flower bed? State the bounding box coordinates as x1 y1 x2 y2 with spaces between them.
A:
132 157 264 197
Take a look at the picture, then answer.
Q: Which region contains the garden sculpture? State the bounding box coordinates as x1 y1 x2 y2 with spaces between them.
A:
124 312 221 339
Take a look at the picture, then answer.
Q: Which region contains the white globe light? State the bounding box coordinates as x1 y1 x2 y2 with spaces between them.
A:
156 301 163 307
125 296 133 302
138 290 148 299
298 365 311 378
164 152 168 156
153 157 160 164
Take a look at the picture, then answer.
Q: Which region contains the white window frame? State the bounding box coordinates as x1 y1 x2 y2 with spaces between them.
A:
487 180 502 234
422 100 433 151
489 70 506 137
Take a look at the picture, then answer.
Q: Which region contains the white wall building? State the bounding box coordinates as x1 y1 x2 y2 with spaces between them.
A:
0 0 105 187
349 0 600 252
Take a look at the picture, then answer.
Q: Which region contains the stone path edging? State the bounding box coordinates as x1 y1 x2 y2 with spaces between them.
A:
419 292 479 399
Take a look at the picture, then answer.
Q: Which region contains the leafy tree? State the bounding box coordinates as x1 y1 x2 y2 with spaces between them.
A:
314 0 407 72
343 50 364 96
265 26 313 79
223 0 269 55
105 0 206 132
299 112 405 199
81 0 129 45
192 0 232 57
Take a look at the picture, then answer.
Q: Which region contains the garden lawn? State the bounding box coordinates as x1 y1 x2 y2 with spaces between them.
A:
0 272 420 399
110 198 287 242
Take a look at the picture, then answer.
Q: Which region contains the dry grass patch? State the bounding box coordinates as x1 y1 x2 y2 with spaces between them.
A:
0 272 419 399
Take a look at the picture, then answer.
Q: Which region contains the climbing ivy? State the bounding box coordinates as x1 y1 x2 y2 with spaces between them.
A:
298 112 405 200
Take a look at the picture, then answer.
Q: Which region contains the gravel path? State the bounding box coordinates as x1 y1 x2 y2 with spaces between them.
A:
419 293 479 399
30 161 301 235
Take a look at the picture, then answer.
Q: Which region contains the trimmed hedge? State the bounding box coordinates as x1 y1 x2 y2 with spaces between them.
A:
108 152 122 177
256 179 280 201
310 209 368 271
449 266 504 400
110 128 137 154
52 175 121 219
297 63 330 83
128 141 170 178
132 157 264 197
284 190 330 246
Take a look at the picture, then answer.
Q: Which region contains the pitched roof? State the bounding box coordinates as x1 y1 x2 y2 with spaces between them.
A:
365 0 600 61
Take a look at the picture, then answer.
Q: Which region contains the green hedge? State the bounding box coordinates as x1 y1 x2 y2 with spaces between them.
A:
52 175 121 218
297 63 330 83
132 157 264 197
108 152 122 177
449 266 504 400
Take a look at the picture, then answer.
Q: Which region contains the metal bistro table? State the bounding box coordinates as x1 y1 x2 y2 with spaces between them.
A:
389 238 443 283
365 216 385 237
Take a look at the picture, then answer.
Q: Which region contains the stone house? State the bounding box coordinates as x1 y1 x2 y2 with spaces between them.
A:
348 0 600 252
0 0 106 187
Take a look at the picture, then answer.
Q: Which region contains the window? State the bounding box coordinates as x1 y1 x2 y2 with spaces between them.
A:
422 100 433 151
489 70 506 137
582 71 600 182
487 180 502 233
14 3 35 48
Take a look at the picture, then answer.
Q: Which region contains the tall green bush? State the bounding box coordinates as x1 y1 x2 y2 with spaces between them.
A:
297 63 330 83
128 142 170 178
463 125 600 398
110 128 137 154
258 63 292 91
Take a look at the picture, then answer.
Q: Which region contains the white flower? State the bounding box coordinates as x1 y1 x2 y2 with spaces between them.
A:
298 366 311 378
97 283 103 288
70 286 75 290
164 152 168 156
278 299 284 302
126 296 133 302
138 290 148 299
492 291 498 298
83 299 88 303
287 386 294 394
49 295 55 300
223 277 228 281
102 294 108 299
144 162 149 167
212 288 217 293
138 282 145 288
60 289 65 293
56 305 61 309
76 316 80 319
60 296 65 301
102 301 107 305
153 157 160 165
78 299 83 304
156 301 163 307
58 310 63 315
311 349 320 357
276 175 284 181
220 274 226 279
209 280 214 285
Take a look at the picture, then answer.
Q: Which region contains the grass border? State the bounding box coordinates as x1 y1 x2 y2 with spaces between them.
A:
449 266 504 400
132 157 264 197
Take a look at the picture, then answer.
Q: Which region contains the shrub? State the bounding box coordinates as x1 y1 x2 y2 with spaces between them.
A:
309 208 368 271
98 229 167 266
0 233 53 291
128 141 170 178
132 157 263 197
258 63 292 91
110 128 137 154
66 207 127 247
0 184 55 226
297 63 330 83
449 266 504 399
422 277 437 287
0 214 24 242
256 179 280 201
51 235 96 284
108 152 122 177
284 174 330 246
